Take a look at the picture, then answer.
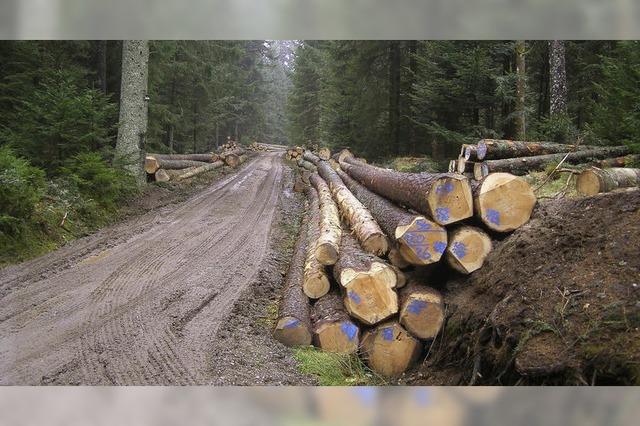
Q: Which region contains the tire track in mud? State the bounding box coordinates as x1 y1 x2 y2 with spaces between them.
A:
0 153 285 385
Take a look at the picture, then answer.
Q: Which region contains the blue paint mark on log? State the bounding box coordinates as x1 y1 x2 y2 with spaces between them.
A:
436 181 454 194
348 291 362 305
382 327 394 341
452 241 467 259
435 207 450 223
407 299 428 315
284 319 300 329
478 143 487 158
415 219 432 231
341 322 358 341
486 208 501 225
433 241 447 254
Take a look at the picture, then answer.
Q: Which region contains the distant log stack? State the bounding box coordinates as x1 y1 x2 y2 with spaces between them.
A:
472 146 632 178
576 167 640 196
273 212 312 347
286 146 305 161
469 139 591 161
148 153 219 163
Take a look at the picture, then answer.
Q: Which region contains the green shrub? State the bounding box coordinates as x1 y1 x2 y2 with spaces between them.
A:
60 153 137 211
0 69 117 174
0 146 46 235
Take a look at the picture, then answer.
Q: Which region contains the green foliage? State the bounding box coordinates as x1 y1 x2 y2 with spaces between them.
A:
60 152 137 211
0 146 46 234
293 346 386 386
1 68 117 174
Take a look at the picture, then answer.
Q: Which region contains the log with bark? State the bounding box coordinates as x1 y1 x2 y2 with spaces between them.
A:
309 174 342 265
336 169 448 266
387 245 410 269
445 226 493 274
456 157 475 174
273 213 312 347
360 321 421 377
220 148 246 168
174 160 225 181
592 155 640 169
576 167 640 196
472 139 592 161
311 291 360 353
148 153 219 163
398 283 444 340
144 156 209 174
463 144 481 161
338 153 473 226
305 151 389 256
472 173 536 233
303 186 331 299
333 231 398 325
473 146 632 178
297 157 318 172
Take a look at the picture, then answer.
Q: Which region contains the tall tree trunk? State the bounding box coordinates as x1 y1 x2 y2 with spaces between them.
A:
389 41 401 156
549 40 568 116
215 123 219 150
94 40 107 94
408 40 418 154
193 100 198 154
115 40 149 186
515 40 526 140
168 125 174 154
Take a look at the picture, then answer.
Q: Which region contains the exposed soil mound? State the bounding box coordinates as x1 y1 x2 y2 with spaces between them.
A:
412 189 640 385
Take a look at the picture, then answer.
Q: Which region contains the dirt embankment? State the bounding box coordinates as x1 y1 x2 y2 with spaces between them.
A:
0 152 313 385
410 189 640 385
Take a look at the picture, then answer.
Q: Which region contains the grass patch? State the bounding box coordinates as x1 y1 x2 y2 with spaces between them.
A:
293 346 387 386
522 171 579 199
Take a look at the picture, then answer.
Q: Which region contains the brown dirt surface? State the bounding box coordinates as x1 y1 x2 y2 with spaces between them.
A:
408 188 640 385
0 152 313 385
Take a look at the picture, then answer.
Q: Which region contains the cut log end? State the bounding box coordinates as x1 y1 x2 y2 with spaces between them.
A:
399 287 444 340
274 317 312 347
144 156 160 174
445 226 492 274
154 169 170 182
475 172 537 232
576 169 602 196
474 162 489 180
387 246 411 269
302 272 331 299
395 216 448 266
361 233 390 257
318 147 331 161
340 262 398 325
315 243 339 266
314 320 359 354
426 176 474 226
361 322 421 377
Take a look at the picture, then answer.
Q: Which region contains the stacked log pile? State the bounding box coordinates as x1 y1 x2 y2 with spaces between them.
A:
454 139 639 196
144 143 249 182
454 139 633 181
275 146 540 378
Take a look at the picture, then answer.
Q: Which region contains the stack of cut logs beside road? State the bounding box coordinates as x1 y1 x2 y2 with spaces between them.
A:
452 139 640 195
274 145 540 378
144 142 249 182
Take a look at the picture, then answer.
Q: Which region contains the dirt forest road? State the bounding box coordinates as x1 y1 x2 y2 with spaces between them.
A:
0 152 293 385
